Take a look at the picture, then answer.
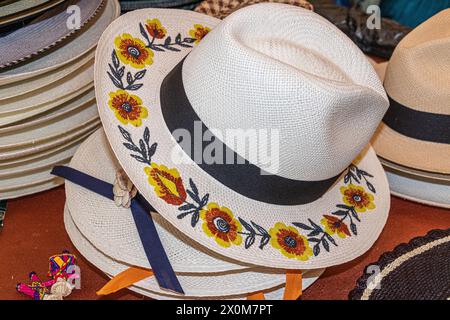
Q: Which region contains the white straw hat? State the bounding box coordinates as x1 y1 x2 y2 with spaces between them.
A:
370 9 450 175
64 204 324 298
94 4 390 269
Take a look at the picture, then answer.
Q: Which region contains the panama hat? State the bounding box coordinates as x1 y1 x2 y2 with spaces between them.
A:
0 0 104 69
0 0 120 86
194 0 313 19
64 204 324 300
62 128 324 298
370 9 450 175
94 4 390 269
93 4 390 270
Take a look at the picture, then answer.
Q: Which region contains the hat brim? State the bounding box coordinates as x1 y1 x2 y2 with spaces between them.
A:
66 129 255 273
0 0 120 86
64 203 311 297
64 204 324 299
95 8 390 269
385 166 450 209
370 61 450 174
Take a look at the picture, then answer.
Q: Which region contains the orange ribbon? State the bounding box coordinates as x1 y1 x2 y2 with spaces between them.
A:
97 267 153 296
283 270 303 300
247 292 266 300
98 268 303 300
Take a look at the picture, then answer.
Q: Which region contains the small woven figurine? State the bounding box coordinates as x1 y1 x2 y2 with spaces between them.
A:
16 251 79 300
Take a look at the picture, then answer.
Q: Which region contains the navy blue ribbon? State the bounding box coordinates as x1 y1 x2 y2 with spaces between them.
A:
51 165 184 294
383 95 450 144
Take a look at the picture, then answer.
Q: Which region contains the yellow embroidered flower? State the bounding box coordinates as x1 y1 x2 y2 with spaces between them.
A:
145 18 167 39
321 215 351 239
114 33 153 68
200 203 242 248
340 184 375 213
189 24 211 44
108 90 148 127
144 163 187 206
269 222 313 261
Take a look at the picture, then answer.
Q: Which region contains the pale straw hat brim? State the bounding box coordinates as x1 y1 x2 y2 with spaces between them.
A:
0 54 94 101
0 90 95 135
385 165 450 209
64 204 324 298
95 8 390 269
66 129 254 273
0 129 93 167
0 177 64 200
0 99 98 150
0 120 99 161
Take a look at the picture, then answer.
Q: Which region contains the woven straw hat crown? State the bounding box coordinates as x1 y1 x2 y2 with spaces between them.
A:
182 4 388 181
383 9 450 115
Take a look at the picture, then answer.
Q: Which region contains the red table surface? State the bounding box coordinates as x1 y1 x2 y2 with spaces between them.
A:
0 186 449 300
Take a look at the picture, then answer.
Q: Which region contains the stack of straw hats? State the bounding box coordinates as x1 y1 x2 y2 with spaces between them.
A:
55 3 392 299
370 9 450 209
0 0 120 200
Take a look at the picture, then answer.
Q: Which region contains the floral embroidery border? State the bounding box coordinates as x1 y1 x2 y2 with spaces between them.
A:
107 18 378 262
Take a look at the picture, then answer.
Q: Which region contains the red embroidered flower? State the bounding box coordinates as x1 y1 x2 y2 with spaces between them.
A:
145 163 187 205
200 203 242 248
114 33 153 68
145 19 167 39
340 184 375 213
269 223 313 261
108 90 148 127
321 215 351 238
189 24 211 44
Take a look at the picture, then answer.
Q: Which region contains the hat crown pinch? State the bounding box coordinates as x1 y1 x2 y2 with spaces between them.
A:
182 3 388 181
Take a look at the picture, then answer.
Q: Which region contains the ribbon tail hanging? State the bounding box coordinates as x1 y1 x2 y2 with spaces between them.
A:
51 166 184 294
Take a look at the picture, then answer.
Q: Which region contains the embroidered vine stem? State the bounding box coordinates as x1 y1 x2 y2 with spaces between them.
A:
139 23 196 52
344 164 376 193
238 218 270 249
119 126 156 165
177 178 209 228
108 50 147 91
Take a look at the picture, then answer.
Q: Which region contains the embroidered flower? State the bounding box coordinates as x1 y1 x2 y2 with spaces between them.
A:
340 184 375 213
144 163 187 205
269 223 313 261
189 24 211 44
114 33 153 68
108 90 148 126
321 215 351 238
200 203 242 248
145 18 167 39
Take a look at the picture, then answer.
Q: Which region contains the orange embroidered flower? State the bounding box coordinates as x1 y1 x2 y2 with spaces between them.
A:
189 24 211 44
340 184 375 213
145 18 167 39
108 90 148 127
145 163 187 205
114 33 153 68
200 203 242 248
269 223 313 261
321 215 351 238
